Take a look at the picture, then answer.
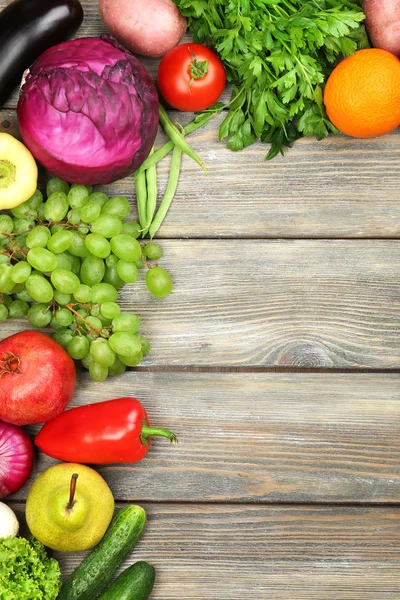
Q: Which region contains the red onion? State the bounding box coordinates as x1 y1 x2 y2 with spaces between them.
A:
0 420 34 498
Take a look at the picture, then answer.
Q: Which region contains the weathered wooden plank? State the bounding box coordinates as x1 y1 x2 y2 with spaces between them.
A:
10 503 400 599
2 106 400 238
2 240 400 368
10 371 400 503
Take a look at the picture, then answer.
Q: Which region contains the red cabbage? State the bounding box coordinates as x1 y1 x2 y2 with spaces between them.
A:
17 36 159 185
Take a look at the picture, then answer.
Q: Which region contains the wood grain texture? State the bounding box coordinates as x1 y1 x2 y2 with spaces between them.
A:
11 371 400 504
10 503 400 599
3 240 400 368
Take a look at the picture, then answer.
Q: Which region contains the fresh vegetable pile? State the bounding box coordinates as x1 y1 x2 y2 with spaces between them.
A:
173 0 368 157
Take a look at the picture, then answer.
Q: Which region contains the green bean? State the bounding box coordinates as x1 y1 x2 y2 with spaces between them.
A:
144 147 158 236
159 105 207 175
134 170 148 230
149 146 182 239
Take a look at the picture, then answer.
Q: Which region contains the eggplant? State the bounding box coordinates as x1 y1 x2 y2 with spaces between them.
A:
0 0 83 108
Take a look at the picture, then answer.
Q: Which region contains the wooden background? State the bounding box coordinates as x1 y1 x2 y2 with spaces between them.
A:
4 1 400 598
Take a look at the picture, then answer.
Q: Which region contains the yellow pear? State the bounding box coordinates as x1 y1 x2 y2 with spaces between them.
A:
26 462 114 552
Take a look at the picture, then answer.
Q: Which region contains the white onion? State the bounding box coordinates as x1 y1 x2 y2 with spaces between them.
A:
0 501 19 538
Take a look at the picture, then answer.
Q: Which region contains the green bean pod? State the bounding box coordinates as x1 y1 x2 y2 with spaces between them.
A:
159 106 207 175
149 146 183 239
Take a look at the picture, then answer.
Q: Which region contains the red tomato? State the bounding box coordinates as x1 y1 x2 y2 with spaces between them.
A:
158 43 226 112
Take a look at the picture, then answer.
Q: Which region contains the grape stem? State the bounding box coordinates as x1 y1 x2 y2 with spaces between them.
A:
66 303 108 338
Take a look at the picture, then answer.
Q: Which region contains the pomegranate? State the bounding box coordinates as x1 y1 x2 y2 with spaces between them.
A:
0 331 76 426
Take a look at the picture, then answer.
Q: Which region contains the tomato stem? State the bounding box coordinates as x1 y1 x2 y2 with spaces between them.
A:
67 473 79 511
140 420 178 448
189 48 209 90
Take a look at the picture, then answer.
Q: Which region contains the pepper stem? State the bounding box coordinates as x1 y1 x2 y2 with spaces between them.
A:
140 420 178 448
66 473 79 511
0 160 16 188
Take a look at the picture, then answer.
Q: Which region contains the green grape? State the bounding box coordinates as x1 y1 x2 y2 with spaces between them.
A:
88 192 109 207
2 295 12 307
118 352 143 366
50 316 64 331
91 283 118 303
0 252 9 264
53 328 74 349
90 305 100 317
80 202 101 224
27 189 44 210
56 252 72 270
85 316 103 331
0 304 8 322
68 231 90 257
109 331 141 356
112 313 140 334
105 253 119 268
108 356 126 377
10 261 31 283
110 234 141 262
67 335 90 359
100 327 111 338
135 257 145 269
85 233 111 259
102 196 130 220
86 186 93 195
90 339 116 367
0 215 13 239
81 354 93 369
47 177 69 197
8 300 29 318
102 266 124 290
66 252 81 275
89 361 109 382
98 314 112 326
26 273 53 303
38 204 46 221
55 307 74 327
50 224 65 235
91 214 122 238
27 248 58 272
26 226 51 249
76 224 89 235
146 266 173 298
54 290 71 305
80 255 105 286
12 235 28 260
67 185 89 209
74 284 92 303
47 230 74 254
11 201 37 219
51 268 80 294
0 265 15 293
44 191 69 222
16 289 33 302
139 335 150 356
121 221 141 239
67 209 81 225
116 260 138 283
143 242 163 260
100 302 120 320
27 304 52 328
13 217 35 233
11 283 24 294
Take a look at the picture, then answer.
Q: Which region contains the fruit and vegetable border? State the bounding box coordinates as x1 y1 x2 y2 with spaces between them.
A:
1 0 399 598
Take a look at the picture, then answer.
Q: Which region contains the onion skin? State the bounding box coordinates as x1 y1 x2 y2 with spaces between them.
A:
0 420 34 498
0 330 76 426
363 0 400 57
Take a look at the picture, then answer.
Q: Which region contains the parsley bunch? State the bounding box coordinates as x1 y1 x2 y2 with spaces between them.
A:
173 0 368 159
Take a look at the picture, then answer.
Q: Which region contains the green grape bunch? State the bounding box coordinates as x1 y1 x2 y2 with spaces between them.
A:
0 177 173 382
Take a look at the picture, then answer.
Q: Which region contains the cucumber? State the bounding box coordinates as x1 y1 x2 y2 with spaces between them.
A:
98 561 156 600
58 505 147 600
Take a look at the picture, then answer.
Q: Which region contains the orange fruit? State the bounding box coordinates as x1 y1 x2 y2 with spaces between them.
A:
323 48 400 138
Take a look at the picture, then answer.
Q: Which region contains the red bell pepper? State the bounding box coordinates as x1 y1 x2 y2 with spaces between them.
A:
35 397 178 464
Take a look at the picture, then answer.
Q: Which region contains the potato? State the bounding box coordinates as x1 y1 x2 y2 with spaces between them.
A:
363 0 400 57
99 0 187 58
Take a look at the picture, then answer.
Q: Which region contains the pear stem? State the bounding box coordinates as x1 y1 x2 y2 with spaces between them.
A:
67 473 79 511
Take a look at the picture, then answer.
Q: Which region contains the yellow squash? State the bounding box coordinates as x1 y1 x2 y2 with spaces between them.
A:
0 132 37 209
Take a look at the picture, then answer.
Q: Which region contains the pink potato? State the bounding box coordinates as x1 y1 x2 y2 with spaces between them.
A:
99 0 187 58
363 0 400 57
